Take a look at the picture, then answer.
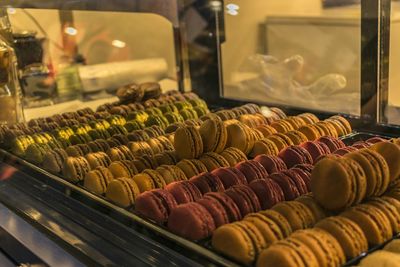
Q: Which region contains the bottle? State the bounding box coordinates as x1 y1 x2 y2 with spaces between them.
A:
0 9 24 125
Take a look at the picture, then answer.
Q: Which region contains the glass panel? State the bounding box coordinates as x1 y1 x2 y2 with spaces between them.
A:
2 7 177 120
386 0 400 124
220 0 361 116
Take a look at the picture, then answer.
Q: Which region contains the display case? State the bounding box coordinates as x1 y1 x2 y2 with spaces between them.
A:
0 0 399 266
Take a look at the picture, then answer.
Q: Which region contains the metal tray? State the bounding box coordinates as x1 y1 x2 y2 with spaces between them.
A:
0 131 396 267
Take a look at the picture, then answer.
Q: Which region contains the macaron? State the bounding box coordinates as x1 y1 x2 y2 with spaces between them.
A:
128 141 154 158
135 189 178 224
278 145 313 168
298 124 321 141
88 139 111 153
84 166 114 195
168 202 215 241
269 172 300 201
256 236 319 267
295 194 327 222
328 115 352 135
132 155 159 172
367 197 400 234
297 113 319 124
225 123 253 155
250 138 280 157
190 172 225 194
315 216 368 259
105 177 140 208
300 141 330 163
85 152 111 169
42 148 69 174
253 155 287 174
205 192 242 222
249 178 284 209
212 221 267 265
199 152 230 171
220 147 248 167
211 167 247 188
284 130 308 145
154 151 179 166
272 201 315 231
133 169 167 193
265 133 294 152
107 145 135 161
316 136 345 153
62 156 91 183
256 124 277 137
196 197 229 228
225 185 261 217
271 120 294 133
174 125 203 159
291 166 312 191
235 160 269 183
165 181 202 204
370 141 400 182
311 156 367 211
314 121 338 138
66 144 92 157
176 159 208 179
108 160 138 178
290 228 346 267
359 251 400 267
258 209 293 238
25 143 50 164
199 118 227 153
341 204 393 246
155 165 187 185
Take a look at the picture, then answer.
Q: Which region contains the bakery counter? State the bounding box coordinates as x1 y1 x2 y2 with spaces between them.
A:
0 153 212 267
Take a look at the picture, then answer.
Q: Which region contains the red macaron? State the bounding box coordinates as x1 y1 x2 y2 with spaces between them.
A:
249 178 284 209
278 145 313 168
165 181 202 204
205 192 242 222
332 146 358 156
190 172 225 194
235 160 269 183
211 167 247 189
224 185 261 217
168 202 216 240
253 154 287 174
197 197 230 227
135 189 178 224
300 141 330 164
317 136 346 153
269 172 300 200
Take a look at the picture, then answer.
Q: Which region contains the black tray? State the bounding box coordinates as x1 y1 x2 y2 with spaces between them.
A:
0 131 396 267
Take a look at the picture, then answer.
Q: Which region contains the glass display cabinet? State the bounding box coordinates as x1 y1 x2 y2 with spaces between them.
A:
0 0 397 266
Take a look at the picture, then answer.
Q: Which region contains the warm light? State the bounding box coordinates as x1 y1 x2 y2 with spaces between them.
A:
227 9 239 16
7 8 16 15
226 3 239 10
64 27 78 36
111 39 126 48
226 3 239 15
209 0 222 11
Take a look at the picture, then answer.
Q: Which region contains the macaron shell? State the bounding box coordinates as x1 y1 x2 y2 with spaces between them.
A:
135 189 177 224
370 141 400 182
311 157 354 211
200 118 227 153
133 173 156 193
212 221 267 265
315 216 368 259
168 202 215 241
106 178 140 208
341 205 393 246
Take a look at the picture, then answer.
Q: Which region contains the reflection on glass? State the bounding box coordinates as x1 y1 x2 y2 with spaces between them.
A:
5 8 178 119
221 0 361 115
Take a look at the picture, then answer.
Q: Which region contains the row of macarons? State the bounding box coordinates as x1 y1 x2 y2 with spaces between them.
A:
73 134 346 195
213 193 400 267
129 139 399 236
173 112 353 162
311 138 400 212
130 138 390 241
4 102 208 156
1 89 200 142
5 102 268 160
